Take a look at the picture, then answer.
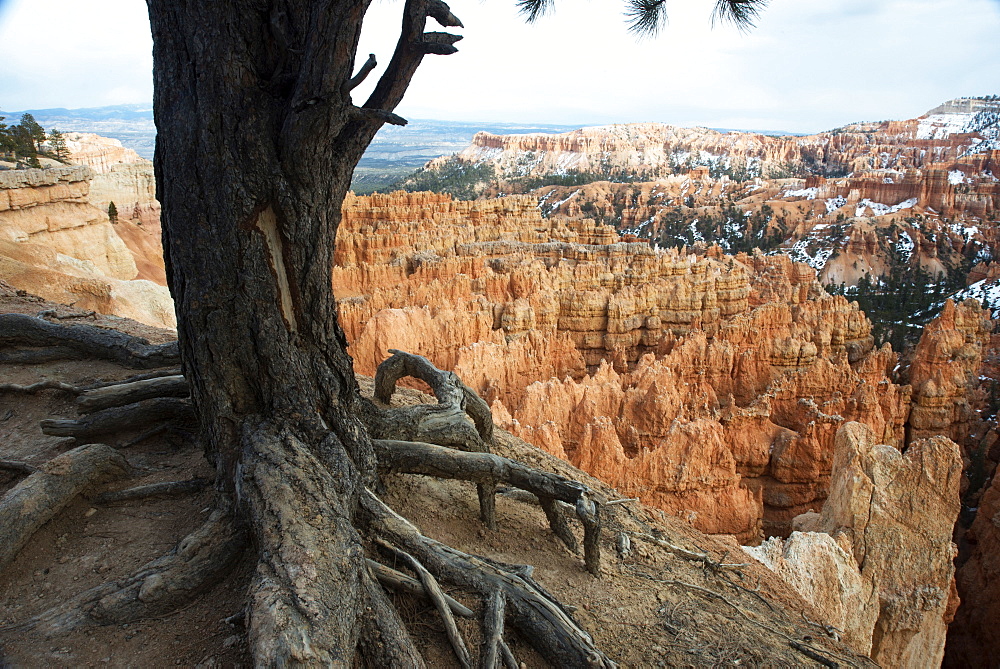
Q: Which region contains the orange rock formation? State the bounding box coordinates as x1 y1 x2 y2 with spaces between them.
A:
440 99 998 185
334 191 918 542
753 422 963 666
907 299 993 445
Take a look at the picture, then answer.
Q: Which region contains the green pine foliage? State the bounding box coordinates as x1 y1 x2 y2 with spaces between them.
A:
385 162 498 200
0 111 57 167
19 113 46 151
48 129 69 162
824 234 981 353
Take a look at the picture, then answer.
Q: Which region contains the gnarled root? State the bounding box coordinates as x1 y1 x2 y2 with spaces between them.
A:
0 443 129 573
95 478 209 504
7 496 246 637
367 349 497 528
373 349 493 448
76 375 189 412
358 566 427 668
362 490 617 668
240 418 368 664
40 397 195 439
367 559 474 617
375 438 602 573
0 313 180 368
6 348 613 666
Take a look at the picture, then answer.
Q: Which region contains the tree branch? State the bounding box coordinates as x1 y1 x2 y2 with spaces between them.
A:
364 0 463 114
343 53 378 97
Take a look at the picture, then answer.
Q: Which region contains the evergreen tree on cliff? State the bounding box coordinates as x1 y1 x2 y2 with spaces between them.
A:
18 113 46 153
48 128 69 161
8 0 764 664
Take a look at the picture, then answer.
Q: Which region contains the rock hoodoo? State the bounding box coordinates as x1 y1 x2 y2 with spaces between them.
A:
333 191 921 542
747 421 963 667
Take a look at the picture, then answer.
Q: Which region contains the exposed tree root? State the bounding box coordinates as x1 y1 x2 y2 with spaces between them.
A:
0 370 185 397
6 337 612 665
0 459 40 475
239 418 368 664
36 308 97 320
480 590 506 669
40 397 195 439
7 497 247 637
362 490 616 667
633 533 750 573
358 565 428 668
367 559 474 617
375 438 602 573
0 379 84 394
118 424 195 450
379 538 473 668
0 443 129 573
76 375 189 413
367 349 498 529
373 350 494 448
95 478 209 504
0 314 179 369
88 368 184 388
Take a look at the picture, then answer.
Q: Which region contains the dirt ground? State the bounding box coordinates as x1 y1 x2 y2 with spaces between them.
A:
0 284 876 667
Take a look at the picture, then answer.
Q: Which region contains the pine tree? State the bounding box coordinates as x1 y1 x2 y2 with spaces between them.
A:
48 129 69 161
19 113 46 152
107 201 118 224
9 124 36 161
14 2 770 665
0 113 10 154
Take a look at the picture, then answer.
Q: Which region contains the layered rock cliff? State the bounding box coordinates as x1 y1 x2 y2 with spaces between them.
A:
63 132 145 174
407 101 1000 348
531 160 999 284
0 166 172 327
426 98 1000 185
6 170 994 663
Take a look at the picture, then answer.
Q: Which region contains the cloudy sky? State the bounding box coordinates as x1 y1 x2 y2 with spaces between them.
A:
1 0 998 133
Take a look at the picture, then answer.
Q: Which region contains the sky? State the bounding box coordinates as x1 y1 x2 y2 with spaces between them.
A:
0 0 998 133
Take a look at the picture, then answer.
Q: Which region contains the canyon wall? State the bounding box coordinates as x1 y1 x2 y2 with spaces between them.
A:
529 160 1000 290
4 164 992 661
412 100 1000 304
336 189 998 662
62 133 144 174
0 166 172 327
747 421 963 666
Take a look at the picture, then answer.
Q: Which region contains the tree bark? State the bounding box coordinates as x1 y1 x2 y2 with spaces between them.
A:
146 1 394 654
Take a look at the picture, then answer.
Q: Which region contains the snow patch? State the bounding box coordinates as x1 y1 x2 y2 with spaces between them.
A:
825 196 847 213
855 197 917 217
917 113 974 140
782 187 818 200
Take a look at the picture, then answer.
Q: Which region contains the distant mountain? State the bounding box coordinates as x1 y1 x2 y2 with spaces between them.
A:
1 104 156 159
0 103 813 191
414 97 1000 190
0 105 578 183
351 119 580 192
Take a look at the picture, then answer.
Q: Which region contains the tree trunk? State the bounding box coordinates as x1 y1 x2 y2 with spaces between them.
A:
145 0 449 660
135 2 614 665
